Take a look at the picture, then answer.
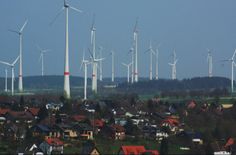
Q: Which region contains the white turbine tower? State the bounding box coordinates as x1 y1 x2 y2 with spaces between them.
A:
4 69 8 92
155 44 161 80
207 49 213 78
145 41 155 80
90 15 98 93
37 45 51 76
9 20 27 92
89 49 104 94
222 49 236 93
80 50 91 100
168 50 178 80
122 62 132 83
0 56 19 95
133 19 139 82
111 50 115 82
99 46 103 81
51 0 82 99
129 47 134 84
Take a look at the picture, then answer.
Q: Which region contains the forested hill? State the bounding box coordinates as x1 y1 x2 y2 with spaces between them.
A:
117 77 231 93
0 75 88 90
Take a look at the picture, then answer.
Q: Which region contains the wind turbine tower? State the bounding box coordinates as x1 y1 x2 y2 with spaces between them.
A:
0 56 19 96
90 15 98 93
37 45 51 76
9 20 27 92
52 0 82 99
5 69 8 92
80 50 91 100
99 46 103 81
168 50 178 80
145 41 155 80
223 49 236 93
111 50 115 82
155 44 161 80
207 49 213 78
133 19 139 82
129 47 134 84
122 62 132 83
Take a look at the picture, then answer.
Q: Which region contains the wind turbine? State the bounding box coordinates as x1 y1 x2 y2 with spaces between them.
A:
222 49 236 93
0 56 20 95
88 49 104 93
37 45 51 76
145 41 155 80
80 50 91 100
133 18 139 82
90 14 99 93
122 62 132 83
207 49 213 78
4 69 8 92
51 0 82 99
168 50 178 80
9 20 27 92
98 46 103 81
155 44 161 80
129 47 134 84
111 50 115 82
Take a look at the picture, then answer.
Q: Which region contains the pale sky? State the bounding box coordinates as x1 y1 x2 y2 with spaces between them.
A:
0 0 236 79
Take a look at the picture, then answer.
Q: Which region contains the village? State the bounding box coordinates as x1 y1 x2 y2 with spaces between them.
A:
0 94 235 155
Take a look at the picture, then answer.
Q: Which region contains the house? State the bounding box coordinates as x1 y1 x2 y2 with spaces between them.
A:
5 110 34 125
71 115 87 122
39 137 63 155
74 123 93 140
91 119 104 133
4 123 26 140
27 107 40 119
161 117 179 133
31 124 50 137
210 141 231 155
187 100 196 109
46 102 63 111
111 124 125 140
49 125 64 138
57 124 78 139
118 146 159 155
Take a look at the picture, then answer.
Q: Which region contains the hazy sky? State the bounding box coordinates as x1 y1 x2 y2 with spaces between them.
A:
0 0 236 79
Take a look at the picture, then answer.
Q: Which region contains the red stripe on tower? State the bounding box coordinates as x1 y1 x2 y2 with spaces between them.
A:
64 72 70 75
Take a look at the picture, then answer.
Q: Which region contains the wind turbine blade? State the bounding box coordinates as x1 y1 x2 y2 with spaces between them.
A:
133 17 139 32
36 44 42 52
12 56 20 65
69 6 82 13
91 13 95 29
122 63 127 66
20 20 28 33
50 7 65 26
88 48 94 59
39 54 42 62
8 29 19 34
168 63 173 66
232 49 236 59
0 61 11 66
42 49 51 53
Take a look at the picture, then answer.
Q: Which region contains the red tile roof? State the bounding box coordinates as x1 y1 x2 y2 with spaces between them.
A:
28 108 40 116
225 138 234 148
120 146 146 155
187 100 196 109
71 115 86 122
162 118 179 126
45 137 63 146
0 108 10 115
111 124 125 132
91 119 104 128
